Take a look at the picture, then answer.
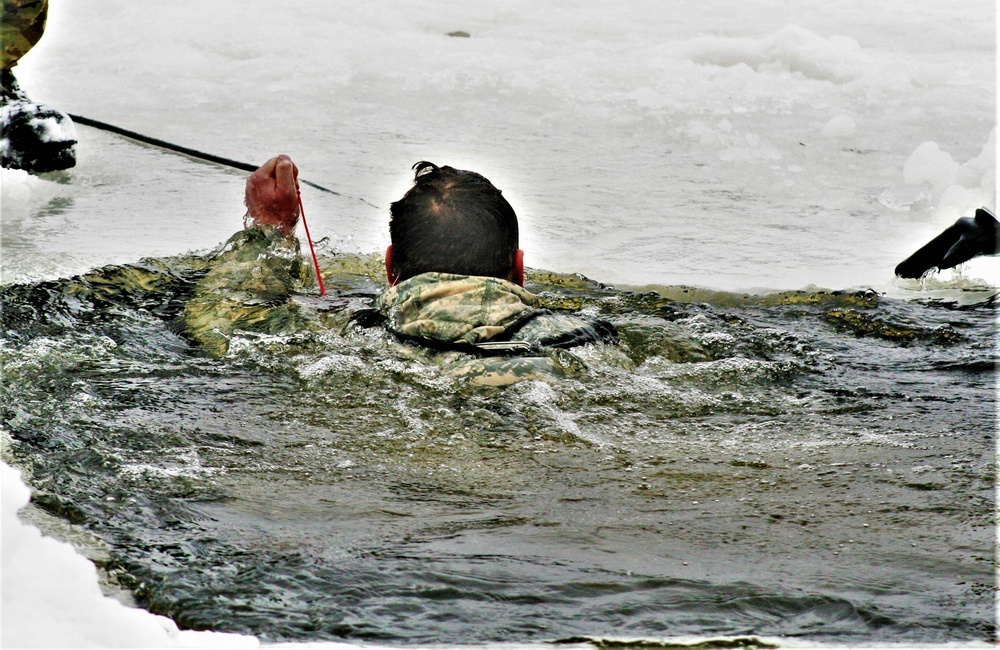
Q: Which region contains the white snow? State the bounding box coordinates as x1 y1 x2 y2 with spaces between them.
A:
678 24 872 82
822 115 856 139
31 111 78 143
3 0 994 292
904 141 960 190
903 131 996 220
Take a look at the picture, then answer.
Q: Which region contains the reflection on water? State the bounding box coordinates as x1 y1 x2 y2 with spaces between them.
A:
1 255 995 644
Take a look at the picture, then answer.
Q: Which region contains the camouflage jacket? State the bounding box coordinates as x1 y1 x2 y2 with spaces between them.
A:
377 272 618 385
183 226 316 357
183 226 618 385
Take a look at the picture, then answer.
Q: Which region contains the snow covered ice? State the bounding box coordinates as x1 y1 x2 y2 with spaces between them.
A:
4 0 994 291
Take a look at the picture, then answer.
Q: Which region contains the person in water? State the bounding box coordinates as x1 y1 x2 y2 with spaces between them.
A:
1 0 78 173
182 155 618 385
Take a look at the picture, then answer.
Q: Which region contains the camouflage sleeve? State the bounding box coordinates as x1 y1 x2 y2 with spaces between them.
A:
2 0 47 69
183 227 314 357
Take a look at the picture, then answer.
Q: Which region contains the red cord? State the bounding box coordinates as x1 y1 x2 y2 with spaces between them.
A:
297 192 327 296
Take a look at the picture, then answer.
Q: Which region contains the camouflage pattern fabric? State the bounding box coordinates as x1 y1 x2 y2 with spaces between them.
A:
377 273 539 345
382 326 590 388
377 272 619 386
66 224 621 386
2 0 47 69
183 226 316 357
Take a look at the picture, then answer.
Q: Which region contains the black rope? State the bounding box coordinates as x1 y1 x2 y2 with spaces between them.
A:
67 113 379 208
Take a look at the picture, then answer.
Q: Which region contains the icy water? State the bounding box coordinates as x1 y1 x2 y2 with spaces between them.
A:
1 0 997 646
1 231 996 644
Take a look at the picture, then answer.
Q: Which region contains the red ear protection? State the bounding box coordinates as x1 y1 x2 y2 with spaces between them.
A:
385 245 398 286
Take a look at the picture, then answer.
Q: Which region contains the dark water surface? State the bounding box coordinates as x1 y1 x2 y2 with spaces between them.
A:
1 257 995 644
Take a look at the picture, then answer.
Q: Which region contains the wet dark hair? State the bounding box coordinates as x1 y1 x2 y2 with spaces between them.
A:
388 161 519 283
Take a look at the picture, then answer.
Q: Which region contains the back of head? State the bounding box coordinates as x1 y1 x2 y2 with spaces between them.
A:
389 161 519 282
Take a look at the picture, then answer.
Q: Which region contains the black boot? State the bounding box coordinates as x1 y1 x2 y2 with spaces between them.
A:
1 68 77 173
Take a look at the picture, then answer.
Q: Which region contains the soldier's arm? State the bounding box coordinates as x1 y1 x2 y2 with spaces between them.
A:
182 226 312 357
183 155 310 356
